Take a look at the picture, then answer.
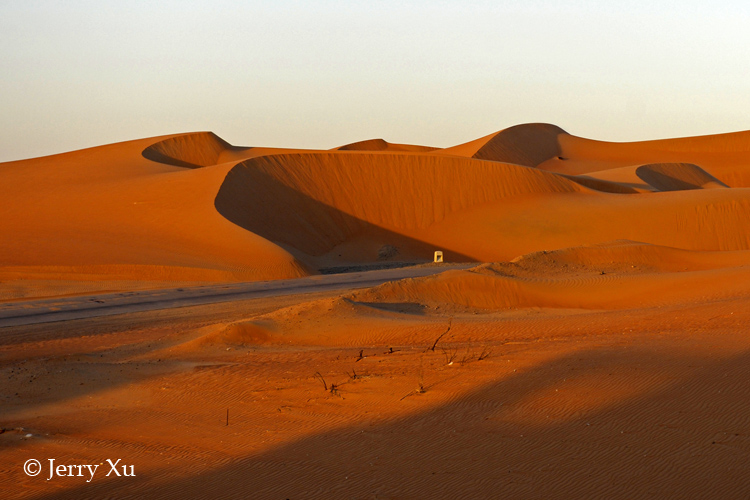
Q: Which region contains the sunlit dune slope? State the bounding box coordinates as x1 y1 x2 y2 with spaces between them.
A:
416 188 750 262
0 133 308 282
512 239 750 272
351 242 750 311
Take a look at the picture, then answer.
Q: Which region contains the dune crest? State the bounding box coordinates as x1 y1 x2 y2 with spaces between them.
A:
142 131 241 168
472 123 567 166
441 123 567 167
634 129 750 153
337 138 437 152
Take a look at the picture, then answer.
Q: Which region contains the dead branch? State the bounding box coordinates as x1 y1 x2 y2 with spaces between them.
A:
428 318 453 352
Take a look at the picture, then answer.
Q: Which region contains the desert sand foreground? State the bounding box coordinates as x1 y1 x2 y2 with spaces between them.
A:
2 124 750 498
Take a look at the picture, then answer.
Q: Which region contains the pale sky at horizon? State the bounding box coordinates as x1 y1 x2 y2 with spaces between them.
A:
2 0 750 162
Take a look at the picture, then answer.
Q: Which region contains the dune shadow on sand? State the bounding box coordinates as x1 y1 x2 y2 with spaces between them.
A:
31 341 750 499
355 301 429 315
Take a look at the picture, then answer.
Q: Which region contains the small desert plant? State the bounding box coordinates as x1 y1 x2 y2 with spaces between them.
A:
442 346 458 365
315 372 343 396
477 346 492 361
459 349 474 366
314 371 328 391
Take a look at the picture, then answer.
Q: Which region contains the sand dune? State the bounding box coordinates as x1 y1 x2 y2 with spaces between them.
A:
440 123 750 186
2 123 750 292
541 129 750 185
336 138 437 152
214 152 586 263
440 123 567 166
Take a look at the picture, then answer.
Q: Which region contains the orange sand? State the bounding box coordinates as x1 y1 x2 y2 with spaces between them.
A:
2 124 750 498
3 123 750 296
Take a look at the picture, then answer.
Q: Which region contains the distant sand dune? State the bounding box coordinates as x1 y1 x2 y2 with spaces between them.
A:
471 123 567 166
440 123 567 166
539 130 750 184
336 138 437 152
141 131 238 168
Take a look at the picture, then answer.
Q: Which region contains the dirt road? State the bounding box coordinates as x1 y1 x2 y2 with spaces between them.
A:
0 264 474 328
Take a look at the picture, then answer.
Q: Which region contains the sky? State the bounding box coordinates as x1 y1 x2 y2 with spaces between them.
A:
2 0 750 162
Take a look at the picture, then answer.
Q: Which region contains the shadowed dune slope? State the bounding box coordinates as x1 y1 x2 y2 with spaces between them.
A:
472 123 567 166
635 163 728 191
214 152 587 258
559 174 639 194
440 123 567 167
576 163 730 193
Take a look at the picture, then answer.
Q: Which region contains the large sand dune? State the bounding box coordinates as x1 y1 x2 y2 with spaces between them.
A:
2 123 750 296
